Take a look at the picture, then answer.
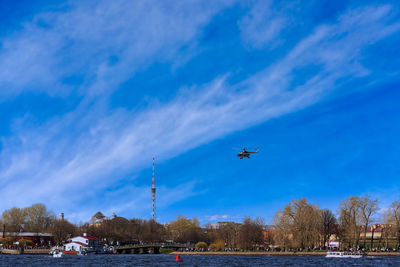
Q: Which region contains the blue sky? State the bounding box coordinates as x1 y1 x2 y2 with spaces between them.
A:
0 0 399 224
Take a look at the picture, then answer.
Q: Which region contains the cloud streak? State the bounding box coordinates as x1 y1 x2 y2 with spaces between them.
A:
239 0 285 49
0 0 234 97
0 3 399 221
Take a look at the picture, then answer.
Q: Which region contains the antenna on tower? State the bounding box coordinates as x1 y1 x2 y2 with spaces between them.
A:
152 156 156 221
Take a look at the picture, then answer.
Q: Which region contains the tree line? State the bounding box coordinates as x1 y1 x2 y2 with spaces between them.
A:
0 205 264 250
77 213 265 250
1 195 400 251
273 195 400 250
1 204 53 234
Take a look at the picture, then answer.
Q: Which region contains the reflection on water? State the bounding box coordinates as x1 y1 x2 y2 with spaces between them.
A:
0 254 398 267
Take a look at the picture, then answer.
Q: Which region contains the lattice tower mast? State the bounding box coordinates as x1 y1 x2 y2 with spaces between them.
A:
152 156 156 220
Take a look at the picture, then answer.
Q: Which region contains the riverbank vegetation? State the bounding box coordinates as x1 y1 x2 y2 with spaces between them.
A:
1 195 400 251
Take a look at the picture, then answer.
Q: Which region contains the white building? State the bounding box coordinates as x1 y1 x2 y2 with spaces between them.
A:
63 233 102 254
327 236 341 250
70 235 99 247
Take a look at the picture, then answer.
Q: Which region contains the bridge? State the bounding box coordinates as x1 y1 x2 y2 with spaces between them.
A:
115 243 190 254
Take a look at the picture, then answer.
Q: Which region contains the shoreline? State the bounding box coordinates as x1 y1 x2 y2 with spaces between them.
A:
170 251 400 257
0 248 50 255
2 249 400 256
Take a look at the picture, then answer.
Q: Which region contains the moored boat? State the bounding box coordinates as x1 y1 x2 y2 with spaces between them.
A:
326 251 364 258
50 248 63 258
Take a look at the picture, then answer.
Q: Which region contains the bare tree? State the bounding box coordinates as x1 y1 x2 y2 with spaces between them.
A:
128 218 145 242
1 207 26 232
387 200 400 248
319 209 337 249
273 209 293 250
203 223 217 244
273 199 320 250
51 219 77 245
338 196 362 249
217 222 240 249
166 215 203 244
238 217 264 250
141 219 166 243
291 199 320 250
358 195 378 250
25 204 54 234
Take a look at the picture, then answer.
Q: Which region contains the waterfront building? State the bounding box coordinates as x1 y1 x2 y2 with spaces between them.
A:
327 235 341 249
0 232 54 247
359 224 396 249
70 234 100 247
64 233 103 253
262 225 276 248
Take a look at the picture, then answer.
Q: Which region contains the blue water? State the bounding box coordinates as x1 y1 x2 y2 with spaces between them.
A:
0 254 399 266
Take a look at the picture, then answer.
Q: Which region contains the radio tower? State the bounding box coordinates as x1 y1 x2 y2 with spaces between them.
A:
151 156 156 221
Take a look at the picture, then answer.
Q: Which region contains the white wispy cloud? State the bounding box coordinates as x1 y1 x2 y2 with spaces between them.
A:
205 214 231 222
239 0 285 49
0 0 234 97
0 3 399 221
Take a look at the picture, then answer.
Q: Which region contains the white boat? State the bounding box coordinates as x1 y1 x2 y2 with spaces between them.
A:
53 251 63 258
326 251 364 258
50 248 64 258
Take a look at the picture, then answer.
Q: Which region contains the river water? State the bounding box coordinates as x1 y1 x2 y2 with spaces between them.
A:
0 254 399 266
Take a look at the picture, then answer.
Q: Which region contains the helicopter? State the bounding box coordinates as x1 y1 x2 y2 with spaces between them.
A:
235 147 259 159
